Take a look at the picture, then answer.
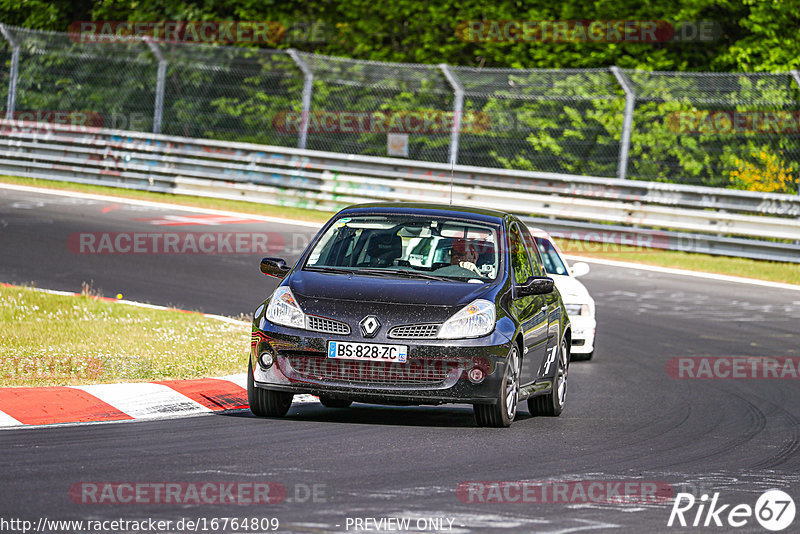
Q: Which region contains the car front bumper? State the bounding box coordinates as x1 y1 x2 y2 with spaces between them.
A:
250 323 515 405
568 315 596 354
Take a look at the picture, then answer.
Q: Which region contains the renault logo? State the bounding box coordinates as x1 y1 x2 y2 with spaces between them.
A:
360 316 381 338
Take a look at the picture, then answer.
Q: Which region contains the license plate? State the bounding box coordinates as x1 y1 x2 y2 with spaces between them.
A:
327 341 407 363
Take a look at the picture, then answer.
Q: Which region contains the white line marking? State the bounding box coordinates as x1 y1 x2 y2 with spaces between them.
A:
0 409 23 427
564 255 800 291
3 284 249 327
0 182 322 229
0 410 217 431
71 383 211 419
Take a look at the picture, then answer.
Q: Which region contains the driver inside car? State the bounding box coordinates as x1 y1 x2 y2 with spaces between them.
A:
449 237 482 276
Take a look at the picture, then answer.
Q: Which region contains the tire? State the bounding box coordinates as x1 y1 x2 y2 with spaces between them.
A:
319 396 352 408
474 344 520 428
571 349 593 362
248 360 293 417
528 337 569 417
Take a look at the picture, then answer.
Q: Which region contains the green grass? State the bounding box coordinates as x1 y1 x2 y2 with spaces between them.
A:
0 285 250 387
2 175 798 285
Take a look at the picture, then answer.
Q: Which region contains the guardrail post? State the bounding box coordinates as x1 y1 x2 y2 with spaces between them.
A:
287 49 314 150
439 63 464 166
144 38 166 134
0 24 20 120
610 66 635 180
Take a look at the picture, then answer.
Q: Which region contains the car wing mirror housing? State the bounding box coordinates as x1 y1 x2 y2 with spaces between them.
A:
570 261 590 277
261 257 291 279
519 276 555 296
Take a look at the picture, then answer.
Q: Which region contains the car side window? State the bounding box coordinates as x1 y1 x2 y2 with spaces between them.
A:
509 223 533 285
521 228 545 276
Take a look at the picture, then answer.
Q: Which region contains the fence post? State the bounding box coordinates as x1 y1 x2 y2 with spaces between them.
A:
287 49 314 150
439 63 464 166
791 70 800 91
793 71 800 196
0 24 20 120
144 38 166 134
610 66 635 180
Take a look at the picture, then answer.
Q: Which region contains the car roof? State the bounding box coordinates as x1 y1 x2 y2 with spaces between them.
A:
528 226 553 240
337 202 507 224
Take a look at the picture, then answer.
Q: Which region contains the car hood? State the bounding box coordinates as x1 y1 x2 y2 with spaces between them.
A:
290 270 494 307
550 274 593 304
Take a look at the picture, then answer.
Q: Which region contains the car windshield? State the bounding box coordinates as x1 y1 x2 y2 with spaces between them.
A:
305 214 501 282
536 237 569 276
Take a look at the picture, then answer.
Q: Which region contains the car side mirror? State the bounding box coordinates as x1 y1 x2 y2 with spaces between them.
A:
260 257 291 279
518 276 555 297
570 261 590 277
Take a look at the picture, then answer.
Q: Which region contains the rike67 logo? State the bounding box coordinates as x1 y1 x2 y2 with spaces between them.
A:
668 490 795 531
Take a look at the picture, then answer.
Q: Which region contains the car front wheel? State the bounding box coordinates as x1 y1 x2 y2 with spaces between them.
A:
248 360 293 417
528 337 568 416
474 344 520 428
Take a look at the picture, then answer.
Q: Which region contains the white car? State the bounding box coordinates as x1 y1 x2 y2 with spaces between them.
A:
529 228 596 361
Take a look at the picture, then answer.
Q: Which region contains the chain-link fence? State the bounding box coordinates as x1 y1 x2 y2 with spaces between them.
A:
2 24 799 193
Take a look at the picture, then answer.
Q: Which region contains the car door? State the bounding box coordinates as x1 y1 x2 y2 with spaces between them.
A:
508 222 549 386
527 232 564 371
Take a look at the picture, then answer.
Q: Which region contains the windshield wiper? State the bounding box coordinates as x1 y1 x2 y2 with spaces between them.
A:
304 266 358 275
307 266 466 283
356 268 460 282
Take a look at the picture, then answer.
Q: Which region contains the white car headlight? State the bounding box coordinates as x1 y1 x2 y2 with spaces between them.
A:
265 286 305 329
565 303 590 316
437 299 495 339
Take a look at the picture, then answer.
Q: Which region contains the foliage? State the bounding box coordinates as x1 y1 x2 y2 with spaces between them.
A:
729 150 797 193
0 1 798 191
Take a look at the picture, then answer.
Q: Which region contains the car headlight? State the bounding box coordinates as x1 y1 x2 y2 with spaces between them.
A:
437 299 495 339
265 286 305 329
565 303 590 316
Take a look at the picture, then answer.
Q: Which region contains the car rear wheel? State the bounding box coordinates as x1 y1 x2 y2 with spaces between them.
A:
474 344 520 428
248 360 293 417
528 337 568 416
319 396 353 408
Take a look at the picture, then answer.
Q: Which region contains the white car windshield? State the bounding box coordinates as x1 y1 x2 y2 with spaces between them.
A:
305 214 501 281
536 237 569 276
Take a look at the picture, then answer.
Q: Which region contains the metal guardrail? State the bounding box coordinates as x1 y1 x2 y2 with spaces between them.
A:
0 120 798 262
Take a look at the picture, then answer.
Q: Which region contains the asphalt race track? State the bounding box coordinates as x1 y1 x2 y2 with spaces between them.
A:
2 186 800 533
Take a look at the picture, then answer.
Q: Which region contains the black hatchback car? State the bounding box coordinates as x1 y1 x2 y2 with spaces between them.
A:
249 203 571 427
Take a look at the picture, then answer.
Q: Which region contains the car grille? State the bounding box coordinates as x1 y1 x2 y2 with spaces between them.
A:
283 356 452 385
388 324 441 339
306 315 350 335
